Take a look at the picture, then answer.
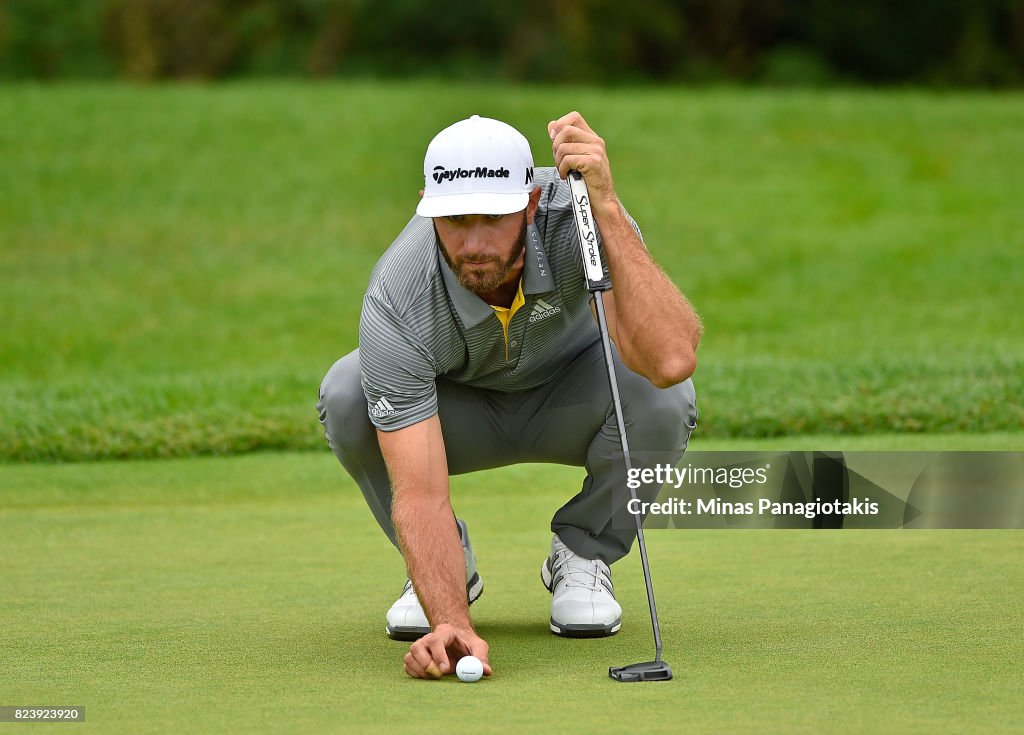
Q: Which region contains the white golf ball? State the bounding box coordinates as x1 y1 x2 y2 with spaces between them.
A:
456 655 483 682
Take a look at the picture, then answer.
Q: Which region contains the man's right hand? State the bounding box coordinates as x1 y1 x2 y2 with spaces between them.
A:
403 624 492 680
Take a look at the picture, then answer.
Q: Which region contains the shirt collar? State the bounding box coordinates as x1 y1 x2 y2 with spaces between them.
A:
523 222 556 295
437 222 556 328
439 253 495 328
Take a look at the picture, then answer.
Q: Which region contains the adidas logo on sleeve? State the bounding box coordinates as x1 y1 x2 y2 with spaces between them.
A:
370 397 398 417
528 298 562 323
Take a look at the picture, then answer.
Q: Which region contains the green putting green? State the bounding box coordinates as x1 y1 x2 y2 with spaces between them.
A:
2 443 1021 733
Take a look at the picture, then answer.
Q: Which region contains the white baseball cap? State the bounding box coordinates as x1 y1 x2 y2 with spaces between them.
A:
416 115 536 218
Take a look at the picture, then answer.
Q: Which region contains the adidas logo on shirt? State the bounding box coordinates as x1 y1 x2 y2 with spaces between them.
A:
370 397 398 417
529 299 562 323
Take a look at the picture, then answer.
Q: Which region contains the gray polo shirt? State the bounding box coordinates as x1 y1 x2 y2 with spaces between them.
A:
359 167 640 431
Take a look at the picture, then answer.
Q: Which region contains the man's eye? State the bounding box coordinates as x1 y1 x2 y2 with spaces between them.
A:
486 214 503 220
447 215 465 223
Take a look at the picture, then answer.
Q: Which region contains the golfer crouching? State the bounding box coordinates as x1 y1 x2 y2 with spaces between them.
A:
318 111 701 679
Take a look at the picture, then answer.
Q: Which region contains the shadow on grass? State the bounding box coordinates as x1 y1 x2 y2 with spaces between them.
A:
474 620 551 639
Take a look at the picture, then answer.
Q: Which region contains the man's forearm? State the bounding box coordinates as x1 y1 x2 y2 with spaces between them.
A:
392 496 471 629
546 110 700 387
377 417 473 631
595 199 702 386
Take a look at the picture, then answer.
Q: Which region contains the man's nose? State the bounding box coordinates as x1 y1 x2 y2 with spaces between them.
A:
463 221 493 253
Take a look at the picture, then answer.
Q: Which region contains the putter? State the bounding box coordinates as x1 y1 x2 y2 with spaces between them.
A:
566 170 673 683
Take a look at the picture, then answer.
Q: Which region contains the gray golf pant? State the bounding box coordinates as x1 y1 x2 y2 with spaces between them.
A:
317 340 697 565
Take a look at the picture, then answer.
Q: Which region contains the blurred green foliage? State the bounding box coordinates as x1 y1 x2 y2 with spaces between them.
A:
1 0 1022 85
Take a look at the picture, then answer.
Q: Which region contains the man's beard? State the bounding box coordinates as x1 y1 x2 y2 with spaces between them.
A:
435 216 528 295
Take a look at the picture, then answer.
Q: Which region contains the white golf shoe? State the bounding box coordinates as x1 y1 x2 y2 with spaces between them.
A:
385 519 483 641
541 533 622 637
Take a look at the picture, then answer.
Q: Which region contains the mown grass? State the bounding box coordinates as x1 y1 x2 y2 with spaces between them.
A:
1 83 1022 460
2 451 1022 733
1 360 1021 462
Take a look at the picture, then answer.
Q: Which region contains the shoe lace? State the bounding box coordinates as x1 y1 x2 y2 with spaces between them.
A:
553 549 611 592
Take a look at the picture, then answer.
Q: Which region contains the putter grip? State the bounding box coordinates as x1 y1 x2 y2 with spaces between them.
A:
568 171 611 292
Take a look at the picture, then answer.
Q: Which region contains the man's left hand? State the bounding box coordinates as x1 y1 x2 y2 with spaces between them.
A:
548 111 617 215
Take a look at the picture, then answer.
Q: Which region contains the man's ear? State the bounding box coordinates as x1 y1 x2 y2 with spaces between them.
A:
525 186 542 223
419 189 424 198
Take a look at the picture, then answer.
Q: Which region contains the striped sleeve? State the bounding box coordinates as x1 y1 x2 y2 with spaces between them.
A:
623 206 645 246
358 293 439 432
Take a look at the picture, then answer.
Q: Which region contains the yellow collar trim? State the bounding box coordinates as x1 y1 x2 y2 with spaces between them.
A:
490 279 526 360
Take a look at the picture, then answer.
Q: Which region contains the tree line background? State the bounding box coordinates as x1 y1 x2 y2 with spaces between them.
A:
2 0 1023 85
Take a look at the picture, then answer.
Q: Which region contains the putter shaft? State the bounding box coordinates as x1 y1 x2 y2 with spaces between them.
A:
592 290 664 663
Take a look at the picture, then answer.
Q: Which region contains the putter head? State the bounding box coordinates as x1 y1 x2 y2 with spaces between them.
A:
609 660 673 682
